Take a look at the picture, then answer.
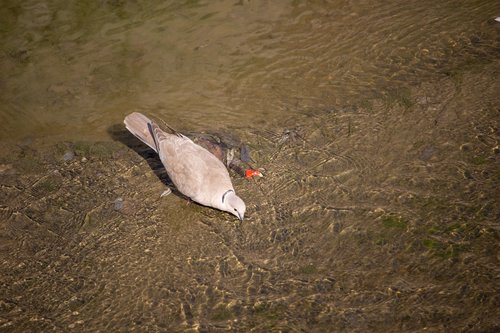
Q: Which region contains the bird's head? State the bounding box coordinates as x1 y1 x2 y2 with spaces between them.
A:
222 190 246 221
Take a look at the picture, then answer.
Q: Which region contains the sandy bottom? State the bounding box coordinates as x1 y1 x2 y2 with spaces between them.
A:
0 62 499 332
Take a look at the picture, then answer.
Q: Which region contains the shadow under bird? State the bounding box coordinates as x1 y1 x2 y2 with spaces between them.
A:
124 112 246 220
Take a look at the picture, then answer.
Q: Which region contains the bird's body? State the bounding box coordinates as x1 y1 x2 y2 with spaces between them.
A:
124 112 246 220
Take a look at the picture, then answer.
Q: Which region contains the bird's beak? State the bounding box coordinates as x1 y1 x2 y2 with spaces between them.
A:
238 212 244 221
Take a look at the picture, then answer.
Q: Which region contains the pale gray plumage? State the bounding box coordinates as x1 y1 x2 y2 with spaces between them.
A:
124 112 246 220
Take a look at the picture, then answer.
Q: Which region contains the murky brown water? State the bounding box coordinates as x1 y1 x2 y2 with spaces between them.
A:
1 1 499 332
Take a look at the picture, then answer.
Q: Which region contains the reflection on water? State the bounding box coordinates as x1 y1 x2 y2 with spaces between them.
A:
0 0 499 332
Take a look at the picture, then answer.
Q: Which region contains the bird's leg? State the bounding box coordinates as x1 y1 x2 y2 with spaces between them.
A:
160 188 172 197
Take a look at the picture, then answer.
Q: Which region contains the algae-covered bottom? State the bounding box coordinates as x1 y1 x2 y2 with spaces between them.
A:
0 65 499 332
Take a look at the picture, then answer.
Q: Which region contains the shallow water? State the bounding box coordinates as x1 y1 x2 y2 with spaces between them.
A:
0 1 499 332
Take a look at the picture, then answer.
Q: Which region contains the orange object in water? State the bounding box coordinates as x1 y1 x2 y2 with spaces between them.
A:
245 169 262 178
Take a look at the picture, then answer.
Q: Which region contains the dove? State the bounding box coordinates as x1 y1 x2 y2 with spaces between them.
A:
124 112 246 220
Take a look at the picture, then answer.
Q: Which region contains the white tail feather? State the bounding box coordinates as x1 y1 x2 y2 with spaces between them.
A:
124 112 157 151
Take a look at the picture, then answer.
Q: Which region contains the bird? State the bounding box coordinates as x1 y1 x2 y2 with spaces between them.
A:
124 112 246 220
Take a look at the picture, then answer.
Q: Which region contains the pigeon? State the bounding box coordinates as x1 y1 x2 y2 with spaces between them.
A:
124 112 246 220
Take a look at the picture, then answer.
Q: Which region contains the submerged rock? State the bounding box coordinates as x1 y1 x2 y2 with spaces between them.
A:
113 197 124 211
63 151 75 162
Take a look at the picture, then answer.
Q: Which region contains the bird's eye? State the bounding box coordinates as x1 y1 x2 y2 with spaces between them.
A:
234 208 237 211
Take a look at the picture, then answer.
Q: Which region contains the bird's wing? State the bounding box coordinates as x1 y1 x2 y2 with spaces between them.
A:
148 122 203 200
150 122 233 205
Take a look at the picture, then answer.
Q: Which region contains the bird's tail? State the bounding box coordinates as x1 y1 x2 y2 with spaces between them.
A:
124 112 158 152
124 112 185 152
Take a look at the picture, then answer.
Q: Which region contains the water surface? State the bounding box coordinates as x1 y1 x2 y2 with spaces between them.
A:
1 0 497 141
0 1 499 332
